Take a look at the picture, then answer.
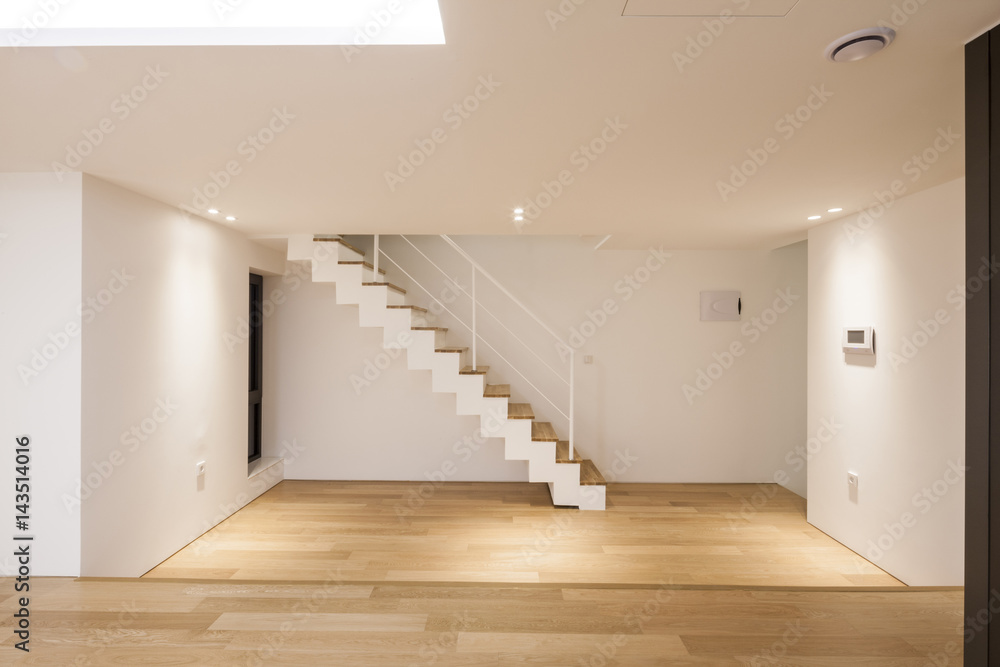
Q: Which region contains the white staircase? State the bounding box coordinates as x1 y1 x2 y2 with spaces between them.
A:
287 235 606 510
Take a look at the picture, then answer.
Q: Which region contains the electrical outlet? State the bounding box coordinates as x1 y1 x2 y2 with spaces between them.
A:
196 461 206 476
584 355 594 364
847 472 859 488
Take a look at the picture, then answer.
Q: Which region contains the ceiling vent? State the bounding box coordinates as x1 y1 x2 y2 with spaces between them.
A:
825 27 896 62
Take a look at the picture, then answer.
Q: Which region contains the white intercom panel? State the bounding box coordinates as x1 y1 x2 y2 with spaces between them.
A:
842 327 875 355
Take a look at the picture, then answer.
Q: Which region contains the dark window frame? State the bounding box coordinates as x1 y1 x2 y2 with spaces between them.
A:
248 273 264 464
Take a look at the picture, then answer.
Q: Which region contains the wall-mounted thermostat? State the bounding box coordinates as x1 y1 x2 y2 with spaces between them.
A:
842 327 875 355
700 291 741 321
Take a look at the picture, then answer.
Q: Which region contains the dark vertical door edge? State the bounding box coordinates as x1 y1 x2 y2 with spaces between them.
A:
967 26 993 665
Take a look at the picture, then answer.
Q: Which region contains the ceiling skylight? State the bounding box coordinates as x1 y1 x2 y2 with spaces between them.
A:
2 0 445 47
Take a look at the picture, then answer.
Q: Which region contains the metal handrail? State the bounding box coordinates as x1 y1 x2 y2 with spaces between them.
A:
376 248 571 423
378 235 576 459
397 235 570 387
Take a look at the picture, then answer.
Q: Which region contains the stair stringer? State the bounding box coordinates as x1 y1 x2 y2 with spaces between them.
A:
287 236 604 510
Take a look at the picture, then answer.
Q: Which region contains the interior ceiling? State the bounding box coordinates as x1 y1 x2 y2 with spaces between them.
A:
0 0 996 249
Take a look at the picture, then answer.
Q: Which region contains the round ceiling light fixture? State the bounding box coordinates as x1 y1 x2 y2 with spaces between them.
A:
825 27 896 63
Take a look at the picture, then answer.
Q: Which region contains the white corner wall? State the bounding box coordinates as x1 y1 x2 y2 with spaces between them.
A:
0 173 82 577
807 177 965 585
80 175 286 577
266 236 807 493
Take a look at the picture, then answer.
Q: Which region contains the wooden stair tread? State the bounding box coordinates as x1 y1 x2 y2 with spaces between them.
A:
580 459 607 486
339 260 386 275
435 347 467 354
507 403 535 420
387 305 428 313
363 281 406 295
460 366 489 375
312 236 364 256
556 441 582 463
484 384 511 398
412 327 448 332
531 422 559 442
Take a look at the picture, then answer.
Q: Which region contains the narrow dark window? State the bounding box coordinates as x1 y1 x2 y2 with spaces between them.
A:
248 273 263 463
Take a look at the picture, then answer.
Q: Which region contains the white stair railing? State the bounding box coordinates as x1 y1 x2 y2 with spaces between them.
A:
374 235 576 460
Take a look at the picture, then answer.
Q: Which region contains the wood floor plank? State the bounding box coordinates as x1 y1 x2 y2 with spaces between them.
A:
208 612 428 632
457 631 688 655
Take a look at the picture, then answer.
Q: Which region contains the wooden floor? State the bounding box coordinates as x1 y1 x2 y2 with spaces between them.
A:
146 481 902 587
0 482 966 664
0 578 963 665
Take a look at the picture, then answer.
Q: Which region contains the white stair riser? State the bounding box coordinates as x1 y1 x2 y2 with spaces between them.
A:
286 236 603 510
385 288 407 306
289 236 366 264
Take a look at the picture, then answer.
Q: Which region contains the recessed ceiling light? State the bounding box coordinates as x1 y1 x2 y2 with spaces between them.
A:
514 215 524 222
808 215 822 221
513 208 524 215
827 208 843 213
225 216 237 222
825 27 896 63
207 208 219 215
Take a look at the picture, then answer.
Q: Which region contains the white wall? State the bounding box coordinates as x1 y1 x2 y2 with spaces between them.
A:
0 173 82 577
80 175 286 577
266 235 807 492
807 177 965 585
261 265 528 482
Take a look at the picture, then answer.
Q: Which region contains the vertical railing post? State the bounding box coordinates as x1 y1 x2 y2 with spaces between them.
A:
569 349 575 461
472 266 477 371
373 234 380 282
